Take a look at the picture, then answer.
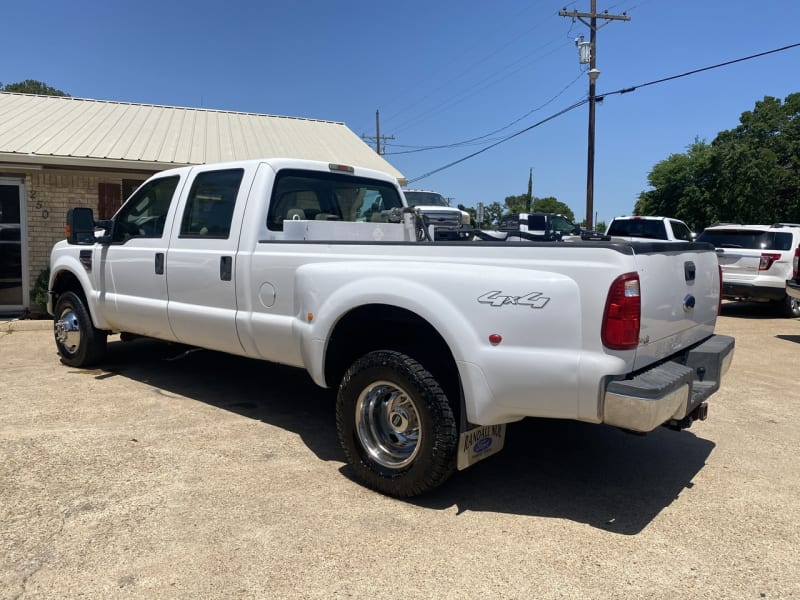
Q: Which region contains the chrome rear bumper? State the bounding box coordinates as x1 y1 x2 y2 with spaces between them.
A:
603 334 735 433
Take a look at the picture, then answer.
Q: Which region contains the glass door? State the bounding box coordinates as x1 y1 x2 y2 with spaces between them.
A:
0 180 25 310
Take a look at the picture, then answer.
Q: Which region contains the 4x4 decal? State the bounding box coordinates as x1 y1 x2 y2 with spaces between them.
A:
477 291 550 309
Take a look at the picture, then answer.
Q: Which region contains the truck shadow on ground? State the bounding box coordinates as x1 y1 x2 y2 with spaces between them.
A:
413 418 714 535
98 337 715 536
720 300 784 319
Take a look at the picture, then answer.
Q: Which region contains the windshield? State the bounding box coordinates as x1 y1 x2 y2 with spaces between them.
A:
404 191 448 207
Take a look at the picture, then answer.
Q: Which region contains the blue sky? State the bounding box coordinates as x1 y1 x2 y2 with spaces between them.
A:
3 0 798 226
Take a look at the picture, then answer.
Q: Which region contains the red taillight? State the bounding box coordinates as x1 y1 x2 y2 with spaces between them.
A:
759 253 781 271
602 272 641 350
793 248 799 279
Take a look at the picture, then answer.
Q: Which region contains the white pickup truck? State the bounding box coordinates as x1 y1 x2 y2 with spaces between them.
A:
48 158 734 497
606 215 695 242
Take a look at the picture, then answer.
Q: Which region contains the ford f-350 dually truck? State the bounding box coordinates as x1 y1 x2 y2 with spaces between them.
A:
49 158 734 497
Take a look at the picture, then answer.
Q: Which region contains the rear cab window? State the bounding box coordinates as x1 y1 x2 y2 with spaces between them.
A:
179 169 244 239
607 219 667 240
670 219 694 241
267 170 404 231
696 230 792 250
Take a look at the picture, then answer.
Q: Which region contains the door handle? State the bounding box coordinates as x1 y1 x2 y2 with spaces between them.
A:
154 253 164 275
684 261 696 282
220 256 232 281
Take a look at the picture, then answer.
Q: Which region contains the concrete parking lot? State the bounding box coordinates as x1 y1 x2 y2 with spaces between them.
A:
1 304 799 599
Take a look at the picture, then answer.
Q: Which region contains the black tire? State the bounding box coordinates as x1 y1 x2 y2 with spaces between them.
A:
777 293 800 318
336 350 458 498
53 291 107 367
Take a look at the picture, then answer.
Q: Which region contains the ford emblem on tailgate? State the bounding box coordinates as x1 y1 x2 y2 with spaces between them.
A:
683 294 696 312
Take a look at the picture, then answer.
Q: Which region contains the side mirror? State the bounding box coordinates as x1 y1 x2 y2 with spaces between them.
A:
66 208 97 245
66 208 115 244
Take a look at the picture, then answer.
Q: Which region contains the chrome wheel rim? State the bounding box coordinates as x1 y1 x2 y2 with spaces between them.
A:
55 308 81 355
355 381 421 469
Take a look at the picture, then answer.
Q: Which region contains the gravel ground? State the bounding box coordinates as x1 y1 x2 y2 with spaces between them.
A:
1 304 798 600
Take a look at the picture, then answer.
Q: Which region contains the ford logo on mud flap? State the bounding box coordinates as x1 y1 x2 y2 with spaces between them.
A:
683 294 696 312
473 437 493 453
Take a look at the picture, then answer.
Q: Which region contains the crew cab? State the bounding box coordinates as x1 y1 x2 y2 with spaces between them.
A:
48 158 734 497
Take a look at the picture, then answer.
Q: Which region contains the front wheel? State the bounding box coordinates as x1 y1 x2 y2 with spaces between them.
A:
336 350 458 497
53 291 107 367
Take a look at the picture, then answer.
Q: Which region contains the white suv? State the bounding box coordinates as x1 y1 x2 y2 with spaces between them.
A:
696 223 800 317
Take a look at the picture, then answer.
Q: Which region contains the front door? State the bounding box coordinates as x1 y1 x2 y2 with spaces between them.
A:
98 174 182 338
0 179 26 312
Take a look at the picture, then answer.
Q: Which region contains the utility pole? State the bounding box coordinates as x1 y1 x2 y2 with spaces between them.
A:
559 2 629 230
362 110 395 155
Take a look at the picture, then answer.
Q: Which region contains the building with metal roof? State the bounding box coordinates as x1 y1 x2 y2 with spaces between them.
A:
0 92 405 314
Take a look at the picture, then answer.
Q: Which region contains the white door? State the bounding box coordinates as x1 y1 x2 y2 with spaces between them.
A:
166 166 251 355
98 174 183 338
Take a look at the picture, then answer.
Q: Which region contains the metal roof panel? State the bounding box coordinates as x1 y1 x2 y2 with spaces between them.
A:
0 92 405 182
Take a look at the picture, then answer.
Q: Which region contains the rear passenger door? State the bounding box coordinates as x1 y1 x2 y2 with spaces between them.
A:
166 165 252 355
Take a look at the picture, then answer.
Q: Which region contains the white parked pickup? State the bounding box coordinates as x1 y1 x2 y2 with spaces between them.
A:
606 215 695 242
48 158 734 497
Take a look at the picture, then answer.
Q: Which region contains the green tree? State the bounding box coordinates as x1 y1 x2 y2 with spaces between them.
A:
532 197 574 221
0 79 70 96
481 201 504 228
638 93 800 230
635 139 715 231
501 194 574 220
503 194 529 215
526 168 533 213
712 93 800 224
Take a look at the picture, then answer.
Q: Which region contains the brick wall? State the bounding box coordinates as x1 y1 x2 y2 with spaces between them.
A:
15 167 153 308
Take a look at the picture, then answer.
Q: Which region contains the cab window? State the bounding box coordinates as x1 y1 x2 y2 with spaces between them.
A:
113 176 180 242
179 169 244 238
267 170 403 230
670 219 694 241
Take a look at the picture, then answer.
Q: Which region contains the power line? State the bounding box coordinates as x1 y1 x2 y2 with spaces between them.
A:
387 38 573 136
559 1 631 231
601 41 800 98
377 4 576 133
385 71 586 156
406 40 800 184
407 98 589 184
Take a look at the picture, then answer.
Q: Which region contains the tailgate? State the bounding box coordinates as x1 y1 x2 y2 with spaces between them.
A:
632 245 720 371
715 248 760 282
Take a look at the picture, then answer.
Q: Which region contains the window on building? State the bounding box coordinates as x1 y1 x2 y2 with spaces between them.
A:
97 183 121 220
